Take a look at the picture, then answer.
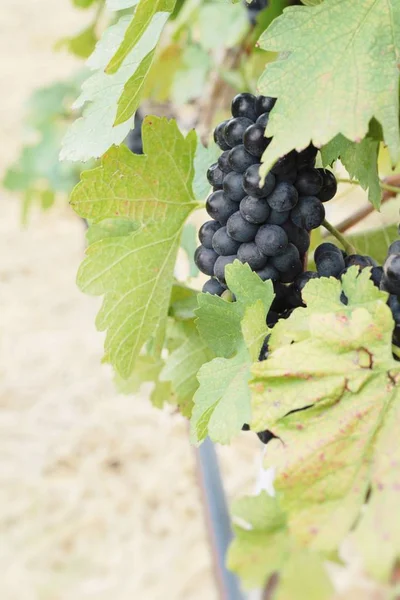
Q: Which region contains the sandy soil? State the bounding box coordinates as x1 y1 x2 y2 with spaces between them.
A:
0 3 262 599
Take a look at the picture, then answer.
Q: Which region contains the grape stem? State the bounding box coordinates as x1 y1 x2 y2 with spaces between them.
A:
393 345 400 360
322 219 357 254
338 178 400 195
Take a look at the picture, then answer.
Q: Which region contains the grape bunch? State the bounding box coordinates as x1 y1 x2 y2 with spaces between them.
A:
382 239 400 346
195 92 337 310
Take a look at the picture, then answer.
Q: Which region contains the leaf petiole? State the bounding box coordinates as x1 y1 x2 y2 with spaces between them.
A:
322 219 357 255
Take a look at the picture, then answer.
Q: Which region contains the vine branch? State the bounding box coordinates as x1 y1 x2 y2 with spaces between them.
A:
322 219 357 254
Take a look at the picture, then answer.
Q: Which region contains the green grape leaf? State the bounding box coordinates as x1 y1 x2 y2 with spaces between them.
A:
86 218 140 244
228 492 289 588
172 44 211 105
73 0 97 7
72 117 199 378
193 138 219 202
275 551 333 600
258 0 400 178
160 322 213 417
106 0 139 8
250 270 400 578
321 133 381 209
180 223 198 278
61 13 171 162
191 262 273 445
169 284 199 321
197 2 248 51
106 0 176 74
58 25 98 59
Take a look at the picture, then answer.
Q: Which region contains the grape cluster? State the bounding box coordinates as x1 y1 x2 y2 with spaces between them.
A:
195 92 337 308
382 239 400 346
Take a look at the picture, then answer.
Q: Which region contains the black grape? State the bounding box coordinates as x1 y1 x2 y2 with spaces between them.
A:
228 145 258 173
240 195 270 224
212 226 241 256
289 271 319 307
296 144 318 168
266 311 280 327
282 221 310 255
314 242 342 263
257 430 275 444
214 120 231 151
243 164 275 197
270 243 301 273
316 168 337 202
214 255 237 284
280 262 303 283
255 95 276 115
231 93 257 121
207 163 224 188
243 124 271 157
218 150 232 174
206 190 237 224
256 264 279 281
237 242 268 270
255 224 288 256
223 171 246 202
271 281 290 312
125 111 144 154
389 294 400 325
267 208 290 225
291 196 325 230
226 211 259 242
271 152 296 175
199 220 221 249
276 168 297 184
224 117 254 147
370 266 384 288
316 251 345 277
267 181 298 212
295 167 323 196
195 245 218 276
202 278 226 296
345 255 377 269
256 112 269 128
388 241 400 255
383 254 400 295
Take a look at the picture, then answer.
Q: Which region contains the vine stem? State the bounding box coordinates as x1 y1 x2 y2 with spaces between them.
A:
338 177 400 195
322 219 357 254
393 345 400 360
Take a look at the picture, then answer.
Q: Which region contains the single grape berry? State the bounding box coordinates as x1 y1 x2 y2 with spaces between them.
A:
214 255 237 284
316 251 345 278
270 243 301 273
295 167 323 196
199 220 221 249
267 181 298 212
218 150 232 174
256 112 269 128
370 266 383 288
213 120 231 151
388 241 400 256
243 124 270 157
276 168 297 184
271 281 290 312
202 278 225 296
256 264 279 281
383 254 400 295
243 164 275 198
282 221 310 255
223 171 246 202
271 152 296 175
267 208 290 225
231 93 257 121
345 255 377 269
255 224 288 256
314 242 342 263
316 169 337 202
212 226 241 256
291 196 325 230
226 211 259 242
255 95 276 115
237 242 268 270
280 262 303 283
194 245 218 276
289 271 319 307
224 117 254 147
389 294 400 325
206 190 237 224
240 195 270 224
207 163 224 188
228 145 258 173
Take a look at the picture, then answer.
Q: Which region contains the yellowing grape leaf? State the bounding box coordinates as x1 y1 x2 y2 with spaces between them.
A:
258 0 400 177
249 270 400 581
71 117 199 378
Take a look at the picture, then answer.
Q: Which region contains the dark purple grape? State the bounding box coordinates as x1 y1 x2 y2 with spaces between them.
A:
214 255 237 284
345 255 377 269
267 181 298 212
282 221 310 255
231 93 257 121
256 264 279 282
257 430 275 444
276 168 297 184
370 266 383 288
271 280 290 312
237 242 268 270
383 254 400 295
271 152 297 175
290 196 325 230
267 208 290 225
218 150 232 174
226 211 259 242
199 220 221 249
314 242 342 263
207 163 224 188
389 294 400 324
388 241 400 256
279 261 303 283
195 245 218 276
202 278 225 296
316 169 337 202
243 165 275 197
228 145 258 173
295 167 323 196
289 271 319 307
270 243 301 273
206 190 237 224
256 112 269 128
296 144 318 168
243 124 271 157
255 95 276 115
213 120 231 151
255 224 288 256
316 251 345 277
224 117 254 147
240 195 270 224
223 171 246 202
212 226 241 256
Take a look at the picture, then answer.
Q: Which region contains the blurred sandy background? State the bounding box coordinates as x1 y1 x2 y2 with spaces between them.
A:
0 2 261 599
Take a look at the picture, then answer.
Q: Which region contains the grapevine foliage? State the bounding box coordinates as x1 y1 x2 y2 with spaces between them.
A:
8 0 400 596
